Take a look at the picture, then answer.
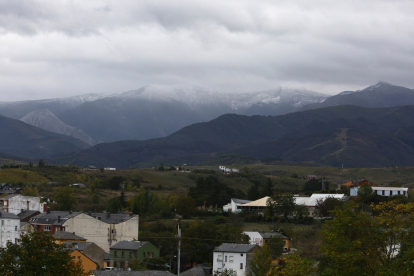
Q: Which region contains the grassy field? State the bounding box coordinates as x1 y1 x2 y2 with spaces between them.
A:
0 169 49 183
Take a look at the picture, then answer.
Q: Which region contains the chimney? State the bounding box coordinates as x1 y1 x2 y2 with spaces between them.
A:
107 213 110 218
47 207 50 214
57 216 61 223
98 217 101 220
130 213 133 216
88 212 91 216
69 210 72 214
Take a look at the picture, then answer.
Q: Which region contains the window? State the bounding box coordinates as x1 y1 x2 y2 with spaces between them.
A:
130 252 133 258
240 263 243 270
229 256 234 263
225 256 227 262
240 253 243 256
44 226 50 231
382 190 385 195
151 253 154 258
15 226 17 231
72 256 75 260
143 253 145 258
114 251 117 257
78 256 81 260
122 252 125 257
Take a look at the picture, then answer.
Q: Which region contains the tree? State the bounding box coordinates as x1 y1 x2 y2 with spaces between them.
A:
53 187 77 211
314 197 344 217
267 193 296 219
119 190 127 208
267 236 286 259
261 178 274 197
159 162 165 172
247 184 260 200
270 253 316 276
21 186 38 197
108 176 124 190
38 159 45 167
320 201 414 275
107 197 123 213
0 231 85 275
175 196 196 218
357 183 374 210
248 244 273 276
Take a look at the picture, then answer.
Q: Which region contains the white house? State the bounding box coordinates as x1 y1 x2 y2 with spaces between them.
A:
223 198 252 213
243 231 291 253
0 194 47 215
213 243 258 276
350 186 408 197
30 211 139 252
0 210 20 248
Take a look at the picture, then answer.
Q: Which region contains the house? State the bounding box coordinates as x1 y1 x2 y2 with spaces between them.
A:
69 183 86 188
30 211 139 252
337 180 353 190
0 183 22 195
219 166 240 174
109 241 160 269
213 243 258 276
0 194 47 214
223 198 252 213
353 179 373 186
306 175 318 180
70 249 98 272
17 210 41 222
63 241 106 269
84 165 98 171
104 168 116 171
53 231 87 244
243 231 291 253
20 221 35 236
0 210 20 248
238 196 270 212
350 186 408 197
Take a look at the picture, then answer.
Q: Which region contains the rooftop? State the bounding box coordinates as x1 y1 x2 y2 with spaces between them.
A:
0 210 19 219
215 243 257 253
29 211 81 226
53 231 86 241
110 241 148 250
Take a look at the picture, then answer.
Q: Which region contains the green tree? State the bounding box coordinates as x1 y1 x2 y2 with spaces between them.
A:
107 197 123 213
267 193 296 219
38 159 45 167
108 176 124 190
261 178 274 197
175 196 196 218
0 231 85 275
314 197 344 217
53 187 77 211
248 244 273 276
271 253 316 276
267 236 285 259
21 186 38 197
357 183 374 210
320 201 414 275
119 190 127 208
159 162 165 172
247 184 260 200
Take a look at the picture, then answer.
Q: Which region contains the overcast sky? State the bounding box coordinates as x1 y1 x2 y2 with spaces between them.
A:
1 0 414 101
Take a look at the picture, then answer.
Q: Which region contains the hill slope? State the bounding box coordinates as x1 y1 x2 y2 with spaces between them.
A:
0 115 90 159
53 105 414 168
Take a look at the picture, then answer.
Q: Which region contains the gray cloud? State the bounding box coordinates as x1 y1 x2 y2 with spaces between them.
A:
1 0 414 101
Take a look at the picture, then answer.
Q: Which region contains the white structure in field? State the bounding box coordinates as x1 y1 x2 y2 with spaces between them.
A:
0 210 20 248
213 243 258 276
223 198 252 213
350 186 408 197
0 194 46 214
219 166 240 173
235 194 346 217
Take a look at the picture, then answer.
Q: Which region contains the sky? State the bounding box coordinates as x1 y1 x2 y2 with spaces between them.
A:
1 0 414 101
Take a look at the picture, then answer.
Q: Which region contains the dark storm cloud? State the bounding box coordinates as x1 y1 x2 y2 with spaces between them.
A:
1 0 414 101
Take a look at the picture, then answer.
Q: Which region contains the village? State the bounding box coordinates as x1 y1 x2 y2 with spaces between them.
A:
0 163 410 275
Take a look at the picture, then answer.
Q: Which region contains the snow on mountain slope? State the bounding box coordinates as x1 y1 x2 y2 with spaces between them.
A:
21 109 98 146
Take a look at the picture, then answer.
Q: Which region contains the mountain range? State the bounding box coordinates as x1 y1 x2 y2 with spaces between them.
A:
2 82 414 168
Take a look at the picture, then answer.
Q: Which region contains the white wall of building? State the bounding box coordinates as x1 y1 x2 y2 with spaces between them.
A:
0 216 20 248
243 232 264 246
213 251 248 276
350 187 408 197
7 195 45 214
63 213 139 252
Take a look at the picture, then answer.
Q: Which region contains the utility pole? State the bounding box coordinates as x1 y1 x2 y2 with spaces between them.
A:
177 218 181 276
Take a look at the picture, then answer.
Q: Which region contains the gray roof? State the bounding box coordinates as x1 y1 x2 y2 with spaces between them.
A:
1 194 17 199
110 241 148 250
17 210 40 220
215 243 257 253
181 267 206 276
91 271 175 276
0 210 19 219
232 198 252 204
29 211 81 226
258 232 289 240
62 241 94 251
84 212 137 224
53 231 86 241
